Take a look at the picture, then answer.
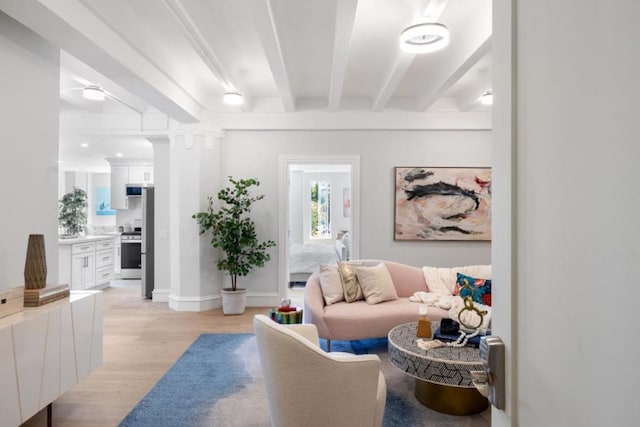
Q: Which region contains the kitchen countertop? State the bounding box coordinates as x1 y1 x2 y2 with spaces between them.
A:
57 235 115 245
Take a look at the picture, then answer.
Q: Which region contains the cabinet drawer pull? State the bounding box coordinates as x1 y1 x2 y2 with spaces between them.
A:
103 256 110 260
81 246 91 250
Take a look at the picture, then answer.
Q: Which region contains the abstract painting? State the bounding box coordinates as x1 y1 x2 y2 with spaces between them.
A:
394 167 491 241
343 187 351 217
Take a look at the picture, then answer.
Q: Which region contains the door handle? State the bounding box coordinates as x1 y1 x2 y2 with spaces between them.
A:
471 336 506 410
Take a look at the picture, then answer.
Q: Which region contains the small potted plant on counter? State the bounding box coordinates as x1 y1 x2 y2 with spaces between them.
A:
193 176 276 315
59 187 88 237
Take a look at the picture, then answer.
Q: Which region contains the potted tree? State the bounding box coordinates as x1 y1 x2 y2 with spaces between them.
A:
59 187 88 237
193 176 276 315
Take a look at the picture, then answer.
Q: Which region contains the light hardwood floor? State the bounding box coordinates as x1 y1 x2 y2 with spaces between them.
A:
23 284 268 427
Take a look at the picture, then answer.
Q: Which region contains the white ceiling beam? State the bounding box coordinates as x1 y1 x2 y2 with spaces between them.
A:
161 0 250 112
60 52 148 114
415 36 491 111
372 52 415 111
0 0 201 122
247 0 295 112
422 0 449 21
414 0 492 113
162 0 231 89
328 0 358 111
209 111 491 131
372 0 448 111
457 57 492 111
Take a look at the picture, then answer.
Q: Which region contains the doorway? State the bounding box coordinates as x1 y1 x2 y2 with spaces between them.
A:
278 155 360 305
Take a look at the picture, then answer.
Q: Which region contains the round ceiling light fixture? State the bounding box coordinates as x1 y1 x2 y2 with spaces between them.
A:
223 91 244 106
481 90 493 105
400 22 450 54
82 85 106 101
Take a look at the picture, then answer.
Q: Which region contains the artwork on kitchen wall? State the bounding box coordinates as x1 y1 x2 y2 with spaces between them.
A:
95 187 116 216
343 187 351 217
394 167 492 241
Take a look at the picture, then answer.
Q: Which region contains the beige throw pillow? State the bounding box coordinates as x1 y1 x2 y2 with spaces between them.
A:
318 264 345 305
337 261 364 303
356 263 398 305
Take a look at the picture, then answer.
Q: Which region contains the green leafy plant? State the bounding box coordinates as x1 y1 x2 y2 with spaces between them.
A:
193 177 276 291
59 187 88 236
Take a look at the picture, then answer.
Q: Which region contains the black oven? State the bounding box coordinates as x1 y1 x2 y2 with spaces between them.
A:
121 232 142 279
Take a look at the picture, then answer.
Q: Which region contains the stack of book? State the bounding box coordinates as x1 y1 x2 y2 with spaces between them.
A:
24 284 70 307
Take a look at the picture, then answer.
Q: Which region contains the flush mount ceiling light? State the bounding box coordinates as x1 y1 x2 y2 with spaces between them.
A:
223 91 244 105
82 85 105 101
400 22 450 54
481 90 493 105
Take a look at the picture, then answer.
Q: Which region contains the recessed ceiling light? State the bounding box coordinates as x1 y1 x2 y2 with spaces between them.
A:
400 22 450 54
223 91 244 105
116 152 123 157
481 91 493 105
80 143 89 148
83 85 105 101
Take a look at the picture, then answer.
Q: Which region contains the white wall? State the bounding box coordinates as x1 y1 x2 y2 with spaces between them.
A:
289 170 303 244
151 139 170 301
219 129 492 295
0 13 59 290
494 1 640 425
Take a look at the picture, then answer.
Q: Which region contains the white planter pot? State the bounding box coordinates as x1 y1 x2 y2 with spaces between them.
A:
221 288 247 315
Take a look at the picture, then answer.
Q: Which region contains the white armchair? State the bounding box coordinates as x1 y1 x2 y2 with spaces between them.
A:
253 314 386 427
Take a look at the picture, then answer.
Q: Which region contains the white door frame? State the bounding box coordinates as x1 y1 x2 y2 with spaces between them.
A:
278 154 360 300
492 0 515 425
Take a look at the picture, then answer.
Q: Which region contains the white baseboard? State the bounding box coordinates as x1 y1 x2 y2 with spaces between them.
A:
152 289 170 303
168 293 220 312
246 292 281 308
166 292 282 311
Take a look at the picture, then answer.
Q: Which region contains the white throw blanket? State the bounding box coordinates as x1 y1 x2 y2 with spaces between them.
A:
410 291 492 330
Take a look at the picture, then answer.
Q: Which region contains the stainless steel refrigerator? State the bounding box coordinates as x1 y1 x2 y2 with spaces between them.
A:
141 187 155 299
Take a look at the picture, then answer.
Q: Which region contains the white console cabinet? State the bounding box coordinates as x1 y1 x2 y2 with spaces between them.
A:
0 291 103 426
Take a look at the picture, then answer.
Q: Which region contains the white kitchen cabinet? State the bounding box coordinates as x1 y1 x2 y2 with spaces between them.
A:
110 166 129 210
129 166 153 184
71 242 95 290
59 237 114 290
95 239 114 286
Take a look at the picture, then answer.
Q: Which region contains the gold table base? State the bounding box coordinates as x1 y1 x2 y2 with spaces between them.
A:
414 379 489 416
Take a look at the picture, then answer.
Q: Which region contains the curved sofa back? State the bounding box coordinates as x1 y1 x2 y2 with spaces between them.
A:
332 259 427 298
378 260 427 297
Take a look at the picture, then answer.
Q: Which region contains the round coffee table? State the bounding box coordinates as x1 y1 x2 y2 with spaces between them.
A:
387 322 488 415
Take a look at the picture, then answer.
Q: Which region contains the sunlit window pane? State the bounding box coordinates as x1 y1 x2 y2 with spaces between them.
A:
310 181 331 239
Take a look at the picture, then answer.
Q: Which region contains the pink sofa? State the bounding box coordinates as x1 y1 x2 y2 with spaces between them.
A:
303 260 450 348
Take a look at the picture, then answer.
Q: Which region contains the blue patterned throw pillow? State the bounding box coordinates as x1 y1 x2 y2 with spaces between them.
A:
453 272 492 306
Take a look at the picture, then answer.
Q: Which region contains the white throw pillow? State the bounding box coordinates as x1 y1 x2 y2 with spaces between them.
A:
422 266 457 295
318 264 345 305
356 263 398 305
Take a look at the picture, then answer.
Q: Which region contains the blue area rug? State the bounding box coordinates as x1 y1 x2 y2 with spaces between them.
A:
120 334 490 427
